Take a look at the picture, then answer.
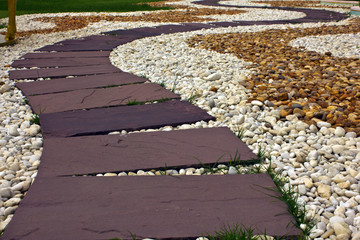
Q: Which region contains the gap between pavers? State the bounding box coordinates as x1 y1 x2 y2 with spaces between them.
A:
0 174 302 240
16 72 147 96
36 127 257 177
39 100 216 138
26 83 180 114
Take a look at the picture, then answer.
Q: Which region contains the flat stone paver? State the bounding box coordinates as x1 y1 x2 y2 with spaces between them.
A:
40 100 215 138
37 127 257 177
27 83 180 114
11 57 112 68
16 72 146 96
9 64 122 80
22 51 111 58
37 35 137 52
0 174 301 240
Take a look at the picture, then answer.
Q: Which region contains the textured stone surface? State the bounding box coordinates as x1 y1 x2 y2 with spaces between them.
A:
22 51 111 58
1 174 301 240
10 64 122 80
11 57 112 68
16 72 147 96
40 100 215 138
37 127 257 177
27 83 180 114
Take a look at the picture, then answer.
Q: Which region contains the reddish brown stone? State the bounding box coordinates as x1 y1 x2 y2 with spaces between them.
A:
27 83 180 114
1 174 301 240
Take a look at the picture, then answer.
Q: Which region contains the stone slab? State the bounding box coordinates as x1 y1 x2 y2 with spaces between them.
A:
16 72 147 96
40 100 215 138
37 35 136 52
21 51 111 59
0 174 301 240
37 127 257 177
9 64 122 80
11 57 112 68
27 83 180 114
103 28 160 37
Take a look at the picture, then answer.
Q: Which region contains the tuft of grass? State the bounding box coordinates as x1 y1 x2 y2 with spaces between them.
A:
198 151 263 175
140 74 149 80
0 23 6 29
155 97 170 103
126 99 141 106
30 113 40 125
23 98 29 105
109 231 137 240
188 93 200 104
159 81 165 88
234 126 246 140
207 224 264 240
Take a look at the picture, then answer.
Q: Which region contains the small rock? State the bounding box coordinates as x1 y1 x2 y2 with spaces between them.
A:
251 100 263 107
0 188 14 198
228 166 237 175
8 126 19 136
332 145 345 154
205 73 221 81
334 127 346 137
28 124 41 136
317 121 331 128
0 83 11 93
209 99 215 108
318 184 331 199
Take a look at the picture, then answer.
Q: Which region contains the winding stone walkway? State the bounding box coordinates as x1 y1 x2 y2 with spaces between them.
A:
0 1 349 239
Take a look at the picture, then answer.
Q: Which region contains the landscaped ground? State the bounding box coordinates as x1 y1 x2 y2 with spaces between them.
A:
0 0 360 239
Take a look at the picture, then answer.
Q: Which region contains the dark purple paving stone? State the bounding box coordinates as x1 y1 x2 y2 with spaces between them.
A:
103 28 160 37
1 174 301 240
21 51 111 59
209 21 244 27
182 22 218 29
16 72 146 96
9 64 122 80
36 35 137 52
40 100 215 138
27 83 180 114
11 57 112 68
142 24 209 34
195 0 348 22
37 127 257 177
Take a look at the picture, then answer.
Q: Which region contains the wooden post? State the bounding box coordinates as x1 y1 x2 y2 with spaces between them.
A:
5 0 17 42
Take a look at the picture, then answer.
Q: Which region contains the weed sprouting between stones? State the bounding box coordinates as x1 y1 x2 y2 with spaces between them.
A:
126 99 141 106
207 224 270 240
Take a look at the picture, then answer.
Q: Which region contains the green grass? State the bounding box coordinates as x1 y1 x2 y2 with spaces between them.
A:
30 113 40 125
0 0 169 19
207 224 266 240
126 99 141 106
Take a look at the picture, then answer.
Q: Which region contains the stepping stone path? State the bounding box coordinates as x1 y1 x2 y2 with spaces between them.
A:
1 1 348 239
